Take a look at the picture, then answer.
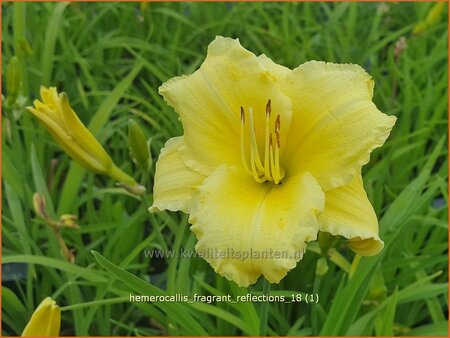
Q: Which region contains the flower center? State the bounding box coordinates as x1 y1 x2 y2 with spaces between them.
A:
240 99 285 184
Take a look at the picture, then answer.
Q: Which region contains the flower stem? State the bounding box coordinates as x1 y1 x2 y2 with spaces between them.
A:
259 278 271 336
349 254 362 279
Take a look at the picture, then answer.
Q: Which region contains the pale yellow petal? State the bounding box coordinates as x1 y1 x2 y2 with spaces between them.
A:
159 36 292 175
281 61 396 191
257 54 290 82
150 137 206 213
189 166 324 287
318 175 383 256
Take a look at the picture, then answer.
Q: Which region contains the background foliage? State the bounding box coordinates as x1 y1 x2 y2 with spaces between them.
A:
2 1 448 336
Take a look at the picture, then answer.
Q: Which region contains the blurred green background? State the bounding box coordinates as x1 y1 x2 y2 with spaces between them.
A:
2 1 448 336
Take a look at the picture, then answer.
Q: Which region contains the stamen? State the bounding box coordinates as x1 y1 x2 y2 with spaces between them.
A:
240 107 251 175
251 147 266 183
248 108 265 173
275 114 280 135
269 133 275 180
274 131 281 184
239 102 284 184
264 100 272 181
273 115 282 184
266 99 272 116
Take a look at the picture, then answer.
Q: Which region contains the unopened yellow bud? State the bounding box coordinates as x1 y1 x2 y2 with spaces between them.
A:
140 1 150 14
424 2 445 26
413 2 446 34
22 297 60 336
27 87 140 190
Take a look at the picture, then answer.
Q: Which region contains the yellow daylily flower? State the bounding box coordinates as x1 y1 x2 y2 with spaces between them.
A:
27 87 144 193
150 36 396 287
22 297 60 336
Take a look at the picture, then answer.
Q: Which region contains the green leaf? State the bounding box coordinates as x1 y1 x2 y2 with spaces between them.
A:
91 250 208 336
375 287 398 336
41 2 69 85
30 143 55 218
2 286 26 314
406 321 448 336
3 255 107 283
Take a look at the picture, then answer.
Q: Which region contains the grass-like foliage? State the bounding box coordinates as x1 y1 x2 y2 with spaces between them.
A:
2 1 448 336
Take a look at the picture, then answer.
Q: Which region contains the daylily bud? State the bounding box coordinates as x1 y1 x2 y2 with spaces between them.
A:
33 192 48 219
413 2 445 34
140 1 150 14
18 37 33 56
117 182 147 195
349 254 361 279
27 87 140 189
367 265 387 301
315 257 329 276
6 56 21 101
21 297 60 336
128 119 151 170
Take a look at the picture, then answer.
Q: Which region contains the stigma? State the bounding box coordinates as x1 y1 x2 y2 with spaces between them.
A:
240 99 285 184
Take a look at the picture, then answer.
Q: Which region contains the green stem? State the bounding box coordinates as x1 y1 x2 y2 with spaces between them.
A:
259 278 271 336
60 296 129 311
311 274 322 335
108 164 137 186
349 254 362 279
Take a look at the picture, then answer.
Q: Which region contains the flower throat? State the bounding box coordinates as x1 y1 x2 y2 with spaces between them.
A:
240 99 285 184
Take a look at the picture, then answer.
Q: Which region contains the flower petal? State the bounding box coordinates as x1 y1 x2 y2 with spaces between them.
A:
150 137 206 213
257 54 290 82
281 61 396 191
318 175 383 256
189 166 324 287
159 36 292 175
